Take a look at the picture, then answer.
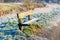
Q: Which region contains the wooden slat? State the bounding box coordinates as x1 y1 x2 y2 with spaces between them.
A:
18 10 33 18
23 18 39 24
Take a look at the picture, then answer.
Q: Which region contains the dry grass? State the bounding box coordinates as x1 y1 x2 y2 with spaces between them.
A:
0 5 21 17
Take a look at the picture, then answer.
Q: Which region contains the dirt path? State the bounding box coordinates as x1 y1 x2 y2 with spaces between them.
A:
34 21 60 40
51 26 60 40
50 21 60 40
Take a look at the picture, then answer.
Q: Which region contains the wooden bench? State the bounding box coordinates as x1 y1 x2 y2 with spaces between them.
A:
17 10 39 31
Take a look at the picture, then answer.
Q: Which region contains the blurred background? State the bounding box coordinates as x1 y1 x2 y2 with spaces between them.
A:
0 0 60 4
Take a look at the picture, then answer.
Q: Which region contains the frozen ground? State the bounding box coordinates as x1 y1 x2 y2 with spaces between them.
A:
0 3 60 40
